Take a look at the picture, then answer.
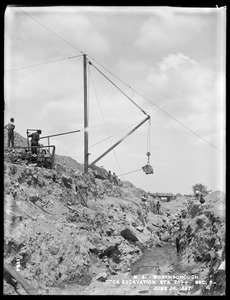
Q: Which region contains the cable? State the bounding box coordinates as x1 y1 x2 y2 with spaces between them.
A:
117 168 142 177
146 119 151 155
5 54 83 72
15 8 224 154
88 60 148 116
89 67 124 180
89 118 144 149
87 56 225 155
19 7 84 55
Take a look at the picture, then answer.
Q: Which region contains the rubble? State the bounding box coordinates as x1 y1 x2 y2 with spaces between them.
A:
3 131 225 295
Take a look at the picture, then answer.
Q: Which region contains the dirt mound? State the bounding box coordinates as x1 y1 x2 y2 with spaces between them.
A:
204 191 225 204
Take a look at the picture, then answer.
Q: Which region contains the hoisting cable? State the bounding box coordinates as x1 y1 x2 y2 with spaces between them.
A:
89 118 145 149
146 118 152 164
88 59 148 117
89 66 124 180
88 56 224 155
117 168 143 177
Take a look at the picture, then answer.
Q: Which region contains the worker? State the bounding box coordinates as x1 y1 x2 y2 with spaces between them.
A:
209 247 217 271
108 171 113 183
185 225 192 237
113 172 119 186
199 194 205 204
156 201 161 215
176 234 181 253
195 190 200 198
167 222 173 235
28 130 42 154
179 234 186 253
178 216 183 230
5 118 15 147
166 208 170 217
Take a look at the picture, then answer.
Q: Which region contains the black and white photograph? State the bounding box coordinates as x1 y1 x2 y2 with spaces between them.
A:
4 5 226 295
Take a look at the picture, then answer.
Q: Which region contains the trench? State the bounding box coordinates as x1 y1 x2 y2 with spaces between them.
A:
131 229 186 277
131 242 180 276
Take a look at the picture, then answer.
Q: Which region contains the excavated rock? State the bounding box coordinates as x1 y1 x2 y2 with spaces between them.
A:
3 130 225 296
120 228 139 242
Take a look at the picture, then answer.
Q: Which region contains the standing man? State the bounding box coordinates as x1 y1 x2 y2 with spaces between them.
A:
178 216 183 230
28 130 42 154
108 171 113 183
176 234 181 254
113 172 119 186
5 118 15 147
156 201 161 215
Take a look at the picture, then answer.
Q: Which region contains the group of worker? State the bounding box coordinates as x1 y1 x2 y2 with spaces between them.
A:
5 117 42 155
108 171 119 186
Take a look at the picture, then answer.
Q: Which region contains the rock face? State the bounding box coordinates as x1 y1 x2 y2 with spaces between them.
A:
4 132 154 294
3 130 226 296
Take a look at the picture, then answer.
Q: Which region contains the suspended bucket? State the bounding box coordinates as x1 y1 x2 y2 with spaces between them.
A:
142 163 154 175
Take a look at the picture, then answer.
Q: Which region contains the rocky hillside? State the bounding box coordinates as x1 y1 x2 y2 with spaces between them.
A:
4 130 226 295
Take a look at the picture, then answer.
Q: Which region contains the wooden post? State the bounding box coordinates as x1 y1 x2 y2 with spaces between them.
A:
83 54 89 173
47 137 50 154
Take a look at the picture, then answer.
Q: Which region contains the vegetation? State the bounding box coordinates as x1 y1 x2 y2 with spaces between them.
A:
192 183 208 196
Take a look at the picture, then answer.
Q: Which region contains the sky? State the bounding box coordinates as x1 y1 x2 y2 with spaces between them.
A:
4 6 226 195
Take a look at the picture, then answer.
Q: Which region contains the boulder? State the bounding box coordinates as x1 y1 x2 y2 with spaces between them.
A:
61 174 73 189
160 233 171 242
218 261 225 272
48 246 59 255
96 271 108 282
136 226 144 233
120 228 139 242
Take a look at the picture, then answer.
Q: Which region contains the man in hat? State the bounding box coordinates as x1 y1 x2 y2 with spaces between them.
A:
28 130 42 154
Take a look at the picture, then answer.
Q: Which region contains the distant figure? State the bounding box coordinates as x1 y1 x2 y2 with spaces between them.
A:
108 170 113 183
185 225 192 237
176 234 181 253
178 217 183 230
179 235 186 253
118 178 123 187
195 190 200 199
113 172 119 186
28 130 42 154
167 222 173 235
5 118 15 147
156 201 161 215
209 247 217 270
199 194 205 204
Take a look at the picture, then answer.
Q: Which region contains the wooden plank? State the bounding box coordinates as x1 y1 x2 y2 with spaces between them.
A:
4 263 38 295
75 182 88 207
